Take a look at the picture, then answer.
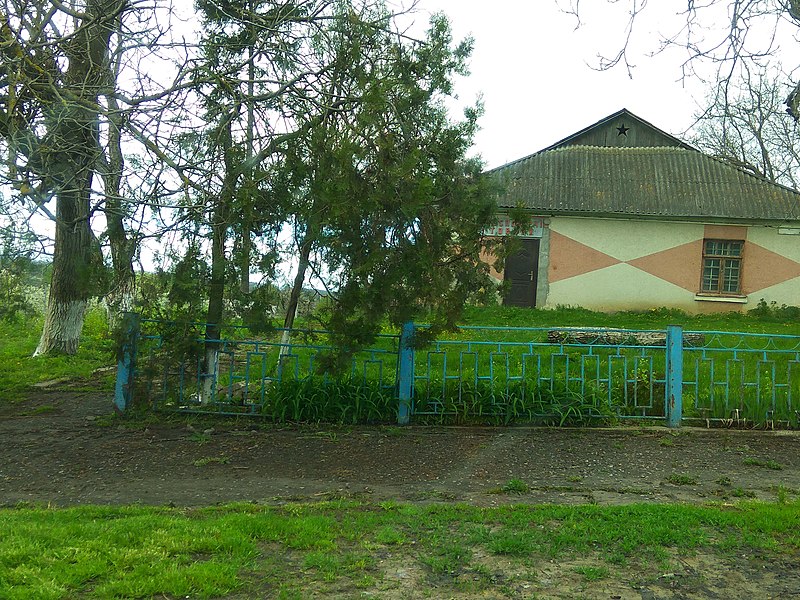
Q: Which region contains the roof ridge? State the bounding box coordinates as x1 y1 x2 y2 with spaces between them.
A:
547 145 691 153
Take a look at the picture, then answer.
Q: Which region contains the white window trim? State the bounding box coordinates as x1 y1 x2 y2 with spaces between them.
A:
694 294 748 304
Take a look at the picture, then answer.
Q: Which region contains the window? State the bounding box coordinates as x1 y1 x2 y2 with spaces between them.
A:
701 239 743 295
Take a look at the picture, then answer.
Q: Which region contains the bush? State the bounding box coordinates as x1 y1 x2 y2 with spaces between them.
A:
0 263 37 323
749 298 800 321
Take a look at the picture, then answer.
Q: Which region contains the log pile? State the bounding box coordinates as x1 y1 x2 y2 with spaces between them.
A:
547 328 705 347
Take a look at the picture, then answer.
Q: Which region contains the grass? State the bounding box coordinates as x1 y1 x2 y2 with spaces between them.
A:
573 565 610 581
666 473 698 486
489 478 530 495
1 500 799 599
459 304 800 335
743 457 784 470
193 455 230 467
0 306 114 402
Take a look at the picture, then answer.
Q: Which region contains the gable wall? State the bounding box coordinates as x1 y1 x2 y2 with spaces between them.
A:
562 118 685 149
490 216 800 313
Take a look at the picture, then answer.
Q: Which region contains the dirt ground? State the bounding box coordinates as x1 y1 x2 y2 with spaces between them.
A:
3 387 800 599
3 386 800 507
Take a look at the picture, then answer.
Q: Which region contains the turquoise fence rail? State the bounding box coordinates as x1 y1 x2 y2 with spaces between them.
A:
681 330 800 428
115 315 401 421
408 324 678 425
114 315 800 428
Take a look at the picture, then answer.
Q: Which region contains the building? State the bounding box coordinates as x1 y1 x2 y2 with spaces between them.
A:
486 109 800 313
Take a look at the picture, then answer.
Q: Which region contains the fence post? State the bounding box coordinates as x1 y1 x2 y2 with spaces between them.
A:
665 324 683 428
114 312 140 413
397 321 415 425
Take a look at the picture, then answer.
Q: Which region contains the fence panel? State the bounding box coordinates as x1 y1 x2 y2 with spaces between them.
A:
682 330 800 427
410 326 671 424
130 318 401 421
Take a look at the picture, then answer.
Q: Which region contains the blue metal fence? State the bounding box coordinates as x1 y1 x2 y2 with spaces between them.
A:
681 330 800 428
116 316 400 419
407 325 679 424
114 315 800 428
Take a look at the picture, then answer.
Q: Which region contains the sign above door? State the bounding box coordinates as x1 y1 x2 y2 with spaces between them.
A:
484 216 545 238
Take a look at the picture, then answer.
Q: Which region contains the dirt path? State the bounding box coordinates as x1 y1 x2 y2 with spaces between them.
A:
2 389 799 507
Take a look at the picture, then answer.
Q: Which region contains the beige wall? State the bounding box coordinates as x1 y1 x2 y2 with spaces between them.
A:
490 216 800 313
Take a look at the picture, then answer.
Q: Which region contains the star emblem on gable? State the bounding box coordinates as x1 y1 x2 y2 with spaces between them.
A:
616 124 629 136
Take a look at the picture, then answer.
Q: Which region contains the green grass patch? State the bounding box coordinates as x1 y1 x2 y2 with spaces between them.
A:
488 478 530 495
573 565 610 581
666 473 699 486
1 500 799 598
0 307 114 403
743 457 784 470
460 304 800 335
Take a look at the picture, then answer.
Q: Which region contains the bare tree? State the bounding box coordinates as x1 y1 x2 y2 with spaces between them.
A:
691 65 800 189
563 2 800 118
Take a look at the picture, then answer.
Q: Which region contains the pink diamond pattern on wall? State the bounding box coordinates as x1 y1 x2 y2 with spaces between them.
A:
548 231 621 283
548 231 800 293
740 243 800 293
626 240 705 292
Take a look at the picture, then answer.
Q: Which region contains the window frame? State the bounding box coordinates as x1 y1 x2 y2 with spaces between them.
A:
699 239 744 296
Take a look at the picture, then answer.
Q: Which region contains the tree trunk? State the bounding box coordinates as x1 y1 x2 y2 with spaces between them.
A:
201 118 236 403
279 234 313 358
103 30 136 332
35 178 97 355
201 203 227 403
34 0 127 355
103 128 136 331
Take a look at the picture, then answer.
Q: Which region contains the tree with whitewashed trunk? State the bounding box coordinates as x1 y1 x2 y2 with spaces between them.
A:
0 0 128 355
0 0 198 352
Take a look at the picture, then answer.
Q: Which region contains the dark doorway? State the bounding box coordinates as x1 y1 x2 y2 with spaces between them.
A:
503 239 540 308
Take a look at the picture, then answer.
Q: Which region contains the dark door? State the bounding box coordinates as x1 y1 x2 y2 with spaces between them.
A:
503 239 540 308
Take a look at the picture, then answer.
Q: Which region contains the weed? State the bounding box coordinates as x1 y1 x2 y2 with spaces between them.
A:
313 431 339 442
715 476 732 487
383 426 408 437
566 475 583 483
659 436 674 447
489 479 530 495
775 486 790 504
93 414 117 427
193 456 230 467
374 526 407 545
732 487 757 498
20 405 55 416
189 433 212 444
666 473 698 486
743 457 783 470
573 566 610 581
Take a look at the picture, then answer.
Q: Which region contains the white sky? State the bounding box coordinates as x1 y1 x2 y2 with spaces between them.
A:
409 1 800 169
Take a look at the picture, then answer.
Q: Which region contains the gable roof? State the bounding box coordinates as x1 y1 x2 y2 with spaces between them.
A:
489 109 800 223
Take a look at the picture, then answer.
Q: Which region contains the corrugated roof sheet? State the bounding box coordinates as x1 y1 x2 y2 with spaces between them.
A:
489 145 800 222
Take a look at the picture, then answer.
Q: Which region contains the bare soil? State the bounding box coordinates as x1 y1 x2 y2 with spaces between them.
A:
2 388 799 507
2 386 800 599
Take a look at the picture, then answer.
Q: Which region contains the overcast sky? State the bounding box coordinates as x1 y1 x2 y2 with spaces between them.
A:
406 1 798 169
